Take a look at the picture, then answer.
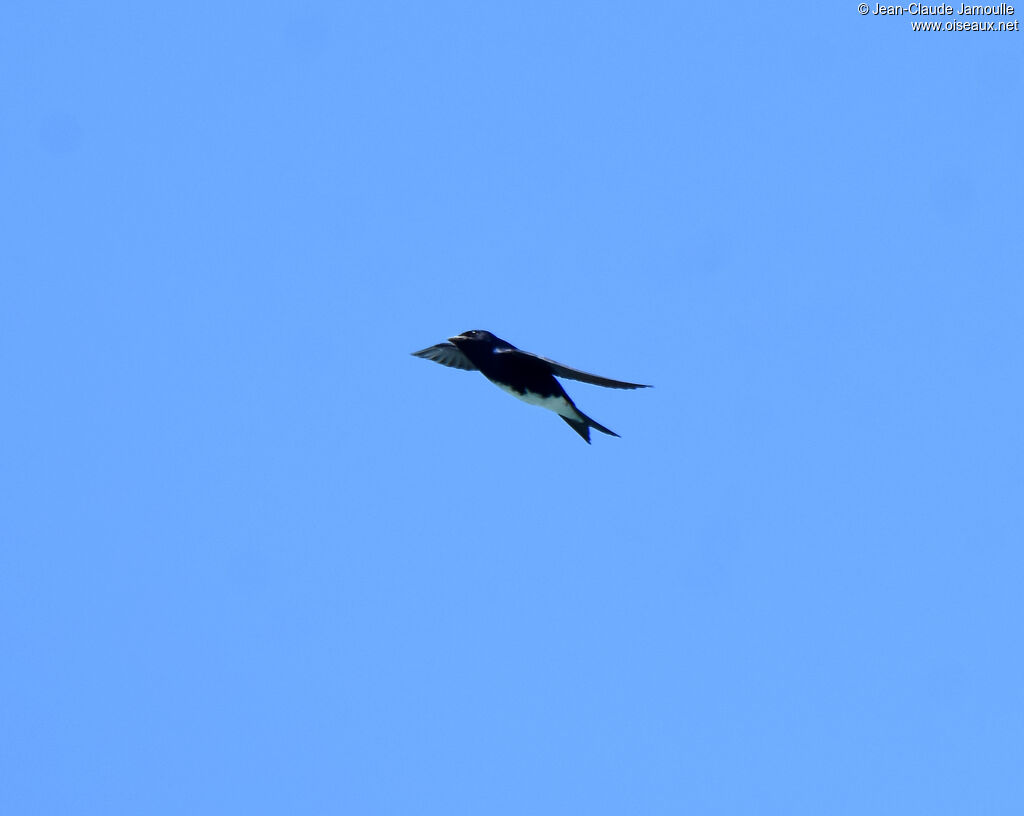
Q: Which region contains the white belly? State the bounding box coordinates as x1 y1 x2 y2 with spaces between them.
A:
495 383 580 419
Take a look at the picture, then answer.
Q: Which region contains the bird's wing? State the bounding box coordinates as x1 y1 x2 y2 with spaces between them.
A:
498 349 651 389
411 342 478 371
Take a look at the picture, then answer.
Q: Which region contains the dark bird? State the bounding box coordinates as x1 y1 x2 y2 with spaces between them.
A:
412 330 651 443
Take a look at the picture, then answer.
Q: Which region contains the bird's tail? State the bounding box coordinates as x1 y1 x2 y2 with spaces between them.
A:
560 412 620 444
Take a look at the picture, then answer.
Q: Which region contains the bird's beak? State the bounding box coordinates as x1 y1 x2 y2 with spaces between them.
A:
448 335 466 344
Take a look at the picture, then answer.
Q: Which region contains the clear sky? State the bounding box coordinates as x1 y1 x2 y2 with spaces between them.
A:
2 3 1022 814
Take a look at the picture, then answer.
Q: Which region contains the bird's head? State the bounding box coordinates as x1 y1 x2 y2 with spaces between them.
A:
448 330 501 349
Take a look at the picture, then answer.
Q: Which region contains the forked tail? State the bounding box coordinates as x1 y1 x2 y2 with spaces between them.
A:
560 412 620 444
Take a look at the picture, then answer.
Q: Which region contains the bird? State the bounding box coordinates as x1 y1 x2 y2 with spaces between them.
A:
411 330 651 443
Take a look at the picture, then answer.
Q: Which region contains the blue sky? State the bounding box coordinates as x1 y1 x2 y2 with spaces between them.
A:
2 3 1022 813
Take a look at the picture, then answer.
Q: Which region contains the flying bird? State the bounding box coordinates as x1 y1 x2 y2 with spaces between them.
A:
412 330 651 443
